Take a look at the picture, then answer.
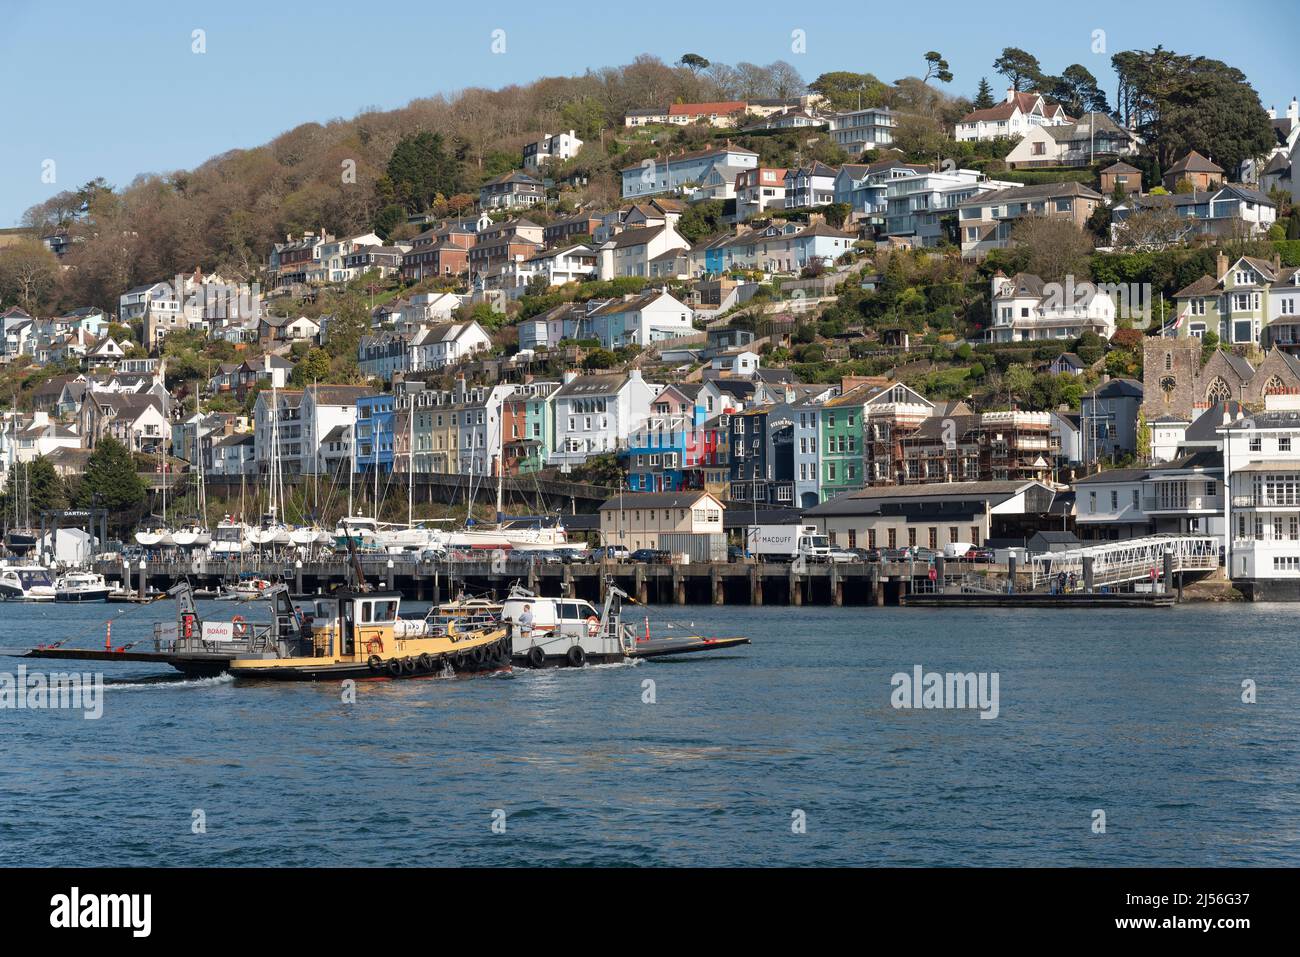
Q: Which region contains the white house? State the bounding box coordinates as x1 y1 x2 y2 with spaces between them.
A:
827 107 897 155
1005 112 1138 168
784 163 839 208
584 291 694 349
1220 395 1300 597
734 167 788 217
410 320 493 372
708 349 761 376
207 432 255 477
597 223 690 280
504 245 597 296
523 130 583 170
619 145 758 200
955 89 1071 142
549 369 658 468
882 169 1019 247
988 272 1117 342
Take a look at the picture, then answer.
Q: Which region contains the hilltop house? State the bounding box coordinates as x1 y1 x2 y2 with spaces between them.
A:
479 171 544 210
955 89 1071 142
1163 151 1224 191
988 272 1117 342
620 145 758 200
827 107 897 155
1004 112 1138 168
1111 185 1277 245
1172 252 1300 347
596 222 690 280
522 130 583 169
957 182 1103 258
584 291 694 349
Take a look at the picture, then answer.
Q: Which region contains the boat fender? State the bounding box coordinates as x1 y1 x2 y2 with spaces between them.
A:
566 645 586 668
417 653 435 672
402 656 417 674
387 659 403 677
368 655 384 671
470 645 487 666
585 616 600 638
527 646 546 669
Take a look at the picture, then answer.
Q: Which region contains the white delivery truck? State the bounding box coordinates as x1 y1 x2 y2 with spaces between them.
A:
746 524 832 562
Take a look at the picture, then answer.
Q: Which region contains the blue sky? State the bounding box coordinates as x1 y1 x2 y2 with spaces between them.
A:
1 0 1294 226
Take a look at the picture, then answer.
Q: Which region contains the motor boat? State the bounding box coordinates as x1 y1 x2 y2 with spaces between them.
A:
209 519 250 556
0 565 56 601
53 571 112 602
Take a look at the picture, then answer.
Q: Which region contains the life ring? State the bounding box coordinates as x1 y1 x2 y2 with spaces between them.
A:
585 616 600 637
386 659 403 677
527 646 546 668
366 637 384 655
368 655 384 672
417 653 435 672
567 645 586 668
232 615 248 637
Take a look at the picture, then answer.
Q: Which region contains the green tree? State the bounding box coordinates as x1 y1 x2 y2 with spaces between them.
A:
1 456 67 517
290 347 332 386
992 47 1044 93
1048 64 1110 116
973 77 995 110
386 131 463 213
922 51 953 85
679 53 710 74
1111 48 1275 174
1005 363 1035 400
807 71 888 111
77 437 146 532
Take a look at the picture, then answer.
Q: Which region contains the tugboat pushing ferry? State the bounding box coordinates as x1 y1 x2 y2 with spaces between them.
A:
226 589 510 681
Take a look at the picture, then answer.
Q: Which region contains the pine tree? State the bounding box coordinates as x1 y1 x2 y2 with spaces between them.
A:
77 436 146 532
973 77 995 110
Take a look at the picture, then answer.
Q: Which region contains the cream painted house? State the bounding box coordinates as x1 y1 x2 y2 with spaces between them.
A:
599 491 725 551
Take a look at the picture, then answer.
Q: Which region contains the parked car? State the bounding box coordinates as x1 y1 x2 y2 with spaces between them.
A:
827 547 858 564
590 545 630 562
849 547 882 562
630 548 671 564
526 549 565 564
963 547 995 563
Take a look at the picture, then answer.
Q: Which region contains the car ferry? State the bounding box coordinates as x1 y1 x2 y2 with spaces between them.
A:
501 580 750 668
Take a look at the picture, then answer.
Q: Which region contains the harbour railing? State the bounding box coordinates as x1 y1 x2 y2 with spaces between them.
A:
1028 535 1219 590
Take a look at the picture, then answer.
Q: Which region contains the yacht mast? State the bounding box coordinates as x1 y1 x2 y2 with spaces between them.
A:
407 390 414 528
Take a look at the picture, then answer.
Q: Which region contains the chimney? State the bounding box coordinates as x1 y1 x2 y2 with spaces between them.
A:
1290 97 1299 122
1005 87 1017 104
1268 105 1277 120
563 369 579 384
1216 251 1229 278
1275 253 1283 273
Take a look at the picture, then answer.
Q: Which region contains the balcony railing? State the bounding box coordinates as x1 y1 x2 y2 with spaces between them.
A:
1232 495 1300 508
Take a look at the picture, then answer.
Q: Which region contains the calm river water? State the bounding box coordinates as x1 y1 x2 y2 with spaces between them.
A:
1 600 1296 866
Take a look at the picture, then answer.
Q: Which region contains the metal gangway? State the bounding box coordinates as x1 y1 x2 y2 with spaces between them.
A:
1029 536 1219 590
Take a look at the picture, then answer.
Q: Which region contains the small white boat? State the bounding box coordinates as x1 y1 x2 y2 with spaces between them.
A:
289 526 319 547
53 571 112 602
0 565 56 601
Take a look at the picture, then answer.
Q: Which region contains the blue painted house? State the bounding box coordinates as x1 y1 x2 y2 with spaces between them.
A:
355 394 396 473
626 385 708 492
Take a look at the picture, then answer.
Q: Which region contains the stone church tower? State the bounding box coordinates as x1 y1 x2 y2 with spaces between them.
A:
1142 337 1200 421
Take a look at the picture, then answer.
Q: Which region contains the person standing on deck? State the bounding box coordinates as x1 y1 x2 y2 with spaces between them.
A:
519 604 534 645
